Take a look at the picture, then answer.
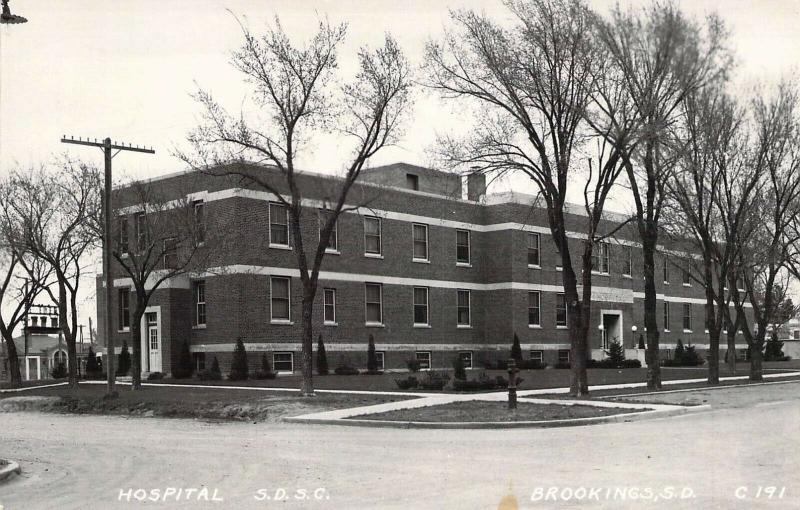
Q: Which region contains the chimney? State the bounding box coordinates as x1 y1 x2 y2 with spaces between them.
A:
467 172 486 201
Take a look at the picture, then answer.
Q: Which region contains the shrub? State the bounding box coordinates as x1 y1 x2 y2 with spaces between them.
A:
51 362 67 379
367 334 378 372
418 370 450 390
118 340 131 376
452 356 467 381
674 339 685 362
681 344 703 366
334 357 359 375
588 358 641 369
511 333 523 365
604 340 626 366
495 359 509 370
147 372 164 380
254 354 277 380
85 347 101 378
765 334 786 361
406 358 421 372
172 340 193 379
229 338 249 381
199 357 222 381
519 359 547 370
452 379 495 391
494 375 523 389
395 376 419 390
316 335 329 376
554 361 571 369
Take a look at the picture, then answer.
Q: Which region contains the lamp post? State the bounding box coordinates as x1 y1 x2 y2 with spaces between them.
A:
598 323 605 351
631 325 638 349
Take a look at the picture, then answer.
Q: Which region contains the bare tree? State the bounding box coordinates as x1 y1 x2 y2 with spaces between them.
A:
596 1 731 389
7 161 102 388
0 178 52 386
110 180 222 390
425 0 634 396
667 87 749 384
180 17 412 395
729 80 800 381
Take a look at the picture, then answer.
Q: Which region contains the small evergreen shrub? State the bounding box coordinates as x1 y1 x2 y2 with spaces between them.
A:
254 354 277 380
765 335 787 361
418 370 451 390
367 334 378 372
147 372 164 380
85 347 102 378
316 335 329 376
199 356 222 381
229 338 249 381
395 376 419 390
51 362 67 379
452 356 467 381
406 358 421 372
604 340 626 366
172 339 193 379
118 341 131 376
511 333 523 365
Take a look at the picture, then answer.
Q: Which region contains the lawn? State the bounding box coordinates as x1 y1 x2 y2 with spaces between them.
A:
0 383 415 422
349 400 647 422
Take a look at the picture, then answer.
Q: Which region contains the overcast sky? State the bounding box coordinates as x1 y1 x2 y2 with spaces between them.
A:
1 0 799 332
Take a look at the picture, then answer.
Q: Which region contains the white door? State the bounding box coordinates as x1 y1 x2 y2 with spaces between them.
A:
146 312 162 373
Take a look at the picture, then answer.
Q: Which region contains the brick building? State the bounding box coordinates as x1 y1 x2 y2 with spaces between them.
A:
97 162 749 375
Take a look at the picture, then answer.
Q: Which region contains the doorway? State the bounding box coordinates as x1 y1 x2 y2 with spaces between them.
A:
601 311 623 350
140 307 162 373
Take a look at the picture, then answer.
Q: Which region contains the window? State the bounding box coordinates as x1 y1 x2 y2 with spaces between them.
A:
683 303 692 331
682 264 691 285
527 233 540 266
794 330 800 340
406 173 419 190
592 242 610 273
663 301 669 331
365 283 383 324
323 288 336 324
118 289 130 330
528 291 541 327
622 246 632 276
413 287 429 325
558 349 570 363
273 352 294 372
118 217 128 254
192 352 206 372
459 351 473 369
163 237 178 269
556 293 568 327
194 281 206 326
374 351 385 371
193 200 205 244
412 223 428 261
364 216 381 255
415 351 431 370
270 277 291 322
318 210 337 252
269 203 289 247
530 350 543 362
457 290 471 326
456 230 470 264
135 212 147 252
663 256 670 283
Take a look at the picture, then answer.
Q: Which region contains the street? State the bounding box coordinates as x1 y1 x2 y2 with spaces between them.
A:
1 382 799 509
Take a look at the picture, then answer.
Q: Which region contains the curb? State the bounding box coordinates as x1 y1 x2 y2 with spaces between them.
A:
0 459 21 483
284 404 710 429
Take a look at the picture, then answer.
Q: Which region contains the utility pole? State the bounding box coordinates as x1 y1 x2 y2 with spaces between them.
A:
61 136 154 395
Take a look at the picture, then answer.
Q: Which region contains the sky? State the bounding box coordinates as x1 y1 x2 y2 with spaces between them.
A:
1 0 799 333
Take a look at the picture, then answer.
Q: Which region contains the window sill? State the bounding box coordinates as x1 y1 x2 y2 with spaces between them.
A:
527 264 541 270
528 325 542 329
364 253 384 259
323 321 338 327
412 258 430 264
683 329 693 333
325 249 341 255
413 324 431 329
456 262 472 268
365 322 385 328
591 271 610 276
269 244 292 251
192 324 207 330
664 329 670 333
117 328 130 333
456 324 472 329
556 267 563 272
683 283 692 287
663 282 670 285
556 325 568 329
622 274 632 279
271 320 294 325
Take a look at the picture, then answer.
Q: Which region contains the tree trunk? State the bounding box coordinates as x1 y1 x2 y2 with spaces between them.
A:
563 255 588 396
130 306 145 390
300 296 315 396
703 259 719 384
749 338 764 381
2 333 22 386
725 330 737 375
641 236 661 390
58 283 79 389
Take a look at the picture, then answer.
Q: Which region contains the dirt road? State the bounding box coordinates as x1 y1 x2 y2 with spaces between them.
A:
1 382 799 509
